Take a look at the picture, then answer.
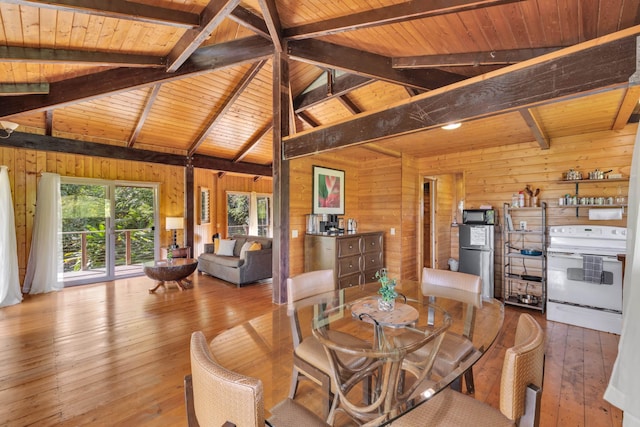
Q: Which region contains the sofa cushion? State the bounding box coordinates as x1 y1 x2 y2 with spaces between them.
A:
216 239 236 256
232 235 272 250
212 255 245 268
233 237 248 256
240 241 262 260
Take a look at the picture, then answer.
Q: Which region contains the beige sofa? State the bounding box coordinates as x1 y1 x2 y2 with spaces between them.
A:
197 235 272 287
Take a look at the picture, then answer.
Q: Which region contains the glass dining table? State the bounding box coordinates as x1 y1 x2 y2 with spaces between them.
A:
209 280 504 426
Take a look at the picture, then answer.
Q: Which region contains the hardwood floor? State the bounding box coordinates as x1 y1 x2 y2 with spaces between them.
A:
0 273 623 426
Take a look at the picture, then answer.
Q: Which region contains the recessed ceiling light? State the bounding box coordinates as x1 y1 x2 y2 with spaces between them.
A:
442 122 461 130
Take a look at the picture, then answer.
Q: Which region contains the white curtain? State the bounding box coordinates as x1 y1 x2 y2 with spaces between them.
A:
249 191 258 235
0 166 22 307
22 172 63 294
604 128 640 426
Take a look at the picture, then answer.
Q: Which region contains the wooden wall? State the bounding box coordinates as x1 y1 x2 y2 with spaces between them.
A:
1 145 273 283
3 124 634 294
418 124 635 297
178 169 274 258
1 146 184 282
289 152 361 276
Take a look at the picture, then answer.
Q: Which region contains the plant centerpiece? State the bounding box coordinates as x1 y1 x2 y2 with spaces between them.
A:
166 249 173 263
376 268 397 312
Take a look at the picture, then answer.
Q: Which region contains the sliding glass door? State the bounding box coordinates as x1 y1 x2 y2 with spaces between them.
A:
61 178 158 286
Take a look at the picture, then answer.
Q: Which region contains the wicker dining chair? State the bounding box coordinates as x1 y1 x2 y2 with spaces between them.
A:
286 269 369 420
419 267 483 394
390 313 545 427
185 331 329 427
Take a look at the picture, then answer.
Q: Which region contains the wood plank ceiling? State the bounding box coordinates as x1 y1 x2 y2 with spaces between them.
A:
0 0 639 176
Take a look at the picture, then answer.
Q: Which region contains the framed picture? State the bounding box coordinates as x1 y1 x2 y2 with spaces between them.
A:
312 166 345 215
199 187 210 224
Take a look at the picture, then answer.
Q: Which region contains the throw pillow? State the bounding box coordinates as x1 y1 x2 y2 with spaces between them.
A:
240 241 262 260
214 238 220 253
215 239 236 256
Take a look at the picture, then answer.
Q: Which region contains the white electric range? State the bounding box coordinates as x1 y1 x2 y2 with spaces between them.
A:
546 225 627 334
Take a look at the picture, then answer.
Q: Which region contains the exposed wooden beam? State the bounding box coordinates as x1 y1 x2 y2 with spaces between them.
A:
4 0 199 28
0 131 270 176
191 154 272 176
283 0 522 40
612 55 640 130
0 45 165 67
283 32 639 159
189 35 274 68
233 124 272 162
0 83 49 95
294 73 374 112
393 47 564 68
364 143 402 158
297 111 319 127
257 0 283 52
288 39 466 91
128 84 162 148
404 87 420 97
337 95 361 114
229 6 271 39
520 109 550 149
0 36 274 118
45 110 53 135
166 0 241 72
188 60 267 155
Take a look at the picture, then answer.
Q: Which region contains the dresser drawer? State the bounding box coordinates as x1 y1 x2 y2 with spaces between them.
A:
362 234 383 253
337 254 362 277
338 273 363 289
362 251 383 271
363 268 380 284
337 237 361 258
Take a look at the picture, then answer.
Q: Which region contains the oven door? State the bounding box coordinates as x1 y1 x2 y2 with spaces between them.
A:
547 251 622 312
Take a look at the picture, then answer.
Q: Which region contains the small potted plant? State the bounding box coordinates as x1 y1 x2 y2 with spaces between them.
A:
376 268 397 311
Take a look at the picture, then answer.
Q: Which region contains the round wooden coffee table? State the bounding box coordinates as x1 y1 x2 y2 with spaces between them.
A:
144 258 198 293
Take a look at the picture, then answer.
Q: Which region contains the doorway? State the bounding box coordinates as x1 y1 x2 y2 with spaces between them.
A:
421 173 463 273
61 178 158 285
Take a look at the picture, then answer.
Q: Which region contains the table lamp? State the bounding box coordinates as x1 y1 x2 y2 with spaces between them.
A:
166 217 183 249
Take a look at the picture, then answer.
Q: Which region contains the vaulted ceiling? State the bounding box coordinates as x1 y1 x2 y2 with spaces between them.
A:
1 0 639 177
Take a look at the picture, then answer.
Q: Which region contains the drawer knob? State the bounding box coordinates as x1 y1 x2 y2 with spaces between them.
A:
349 244 353 249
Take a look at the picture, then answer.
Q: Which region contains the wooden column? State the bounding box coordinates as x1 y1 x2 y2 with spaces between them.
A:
272 47 290 304
185 160 194 251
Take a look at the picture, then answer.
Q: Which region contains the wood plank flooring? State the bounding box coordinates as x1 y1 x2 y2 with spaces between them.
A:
0 273 623 426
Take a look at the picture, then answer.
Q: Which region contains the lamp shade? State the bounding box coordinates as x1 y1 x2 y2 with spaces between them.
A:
166 217 184 230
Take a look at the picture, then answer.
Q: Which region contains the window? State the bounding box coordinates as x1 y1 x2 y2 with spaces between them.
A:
226 191 272 237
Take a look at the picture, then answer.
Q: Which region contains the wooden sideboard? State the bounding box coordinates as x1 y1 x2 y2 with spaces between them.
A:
304 231 384 289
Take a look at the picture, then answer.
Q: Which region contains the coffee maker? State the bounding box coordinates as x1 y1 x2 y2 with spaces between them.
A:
320 214 339 234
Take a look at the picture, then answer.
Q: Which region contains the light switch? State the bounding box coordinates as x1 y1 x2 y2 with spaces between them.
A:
292 229 299 238
390 228 396 235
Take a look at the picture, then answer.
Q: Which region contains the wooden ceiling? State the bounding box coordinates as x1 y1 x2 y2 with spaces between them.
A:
0 0 639 176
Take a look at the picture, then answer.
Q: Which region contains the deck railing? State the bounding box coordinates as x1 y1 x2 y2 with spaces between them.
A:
62 228 154 273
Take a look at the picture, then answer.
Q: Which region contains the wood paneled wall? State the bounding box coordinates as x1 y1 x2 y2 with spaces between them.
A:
3 124 634 292
1 145 274 282
419 124 635 297
289 152 361 276
192 170 273 256
1 146 184 282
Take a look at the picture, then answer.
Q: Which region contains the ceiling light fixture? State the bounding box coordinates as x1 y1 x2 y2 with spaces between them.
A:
442 122 461 130
0 121 19 138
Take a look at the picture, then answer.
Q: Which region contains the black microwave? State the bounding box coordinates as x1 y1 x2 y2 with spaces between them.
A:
463 209 496 225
